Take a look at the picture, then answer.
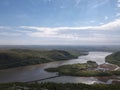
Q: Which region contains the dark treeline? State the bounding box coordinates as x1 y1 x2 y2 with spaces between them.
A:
0 45 120 52
0 82 120 90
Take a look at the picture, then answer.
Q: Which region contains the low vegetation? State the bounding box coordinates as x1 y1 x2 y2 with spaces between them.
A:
106 51 120 66
0 49 87 69
45 61 120 76
0 82 120 90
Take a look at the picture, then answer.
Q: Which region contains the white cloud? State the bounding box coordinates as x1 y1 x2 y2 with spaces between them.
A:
118 0 120 3
20 18 120 32
98 19 120 30
0 19 120 44
1 19 120 45
117 0 120 7
19 19 120 42
117 4 120 7
0 26 10 30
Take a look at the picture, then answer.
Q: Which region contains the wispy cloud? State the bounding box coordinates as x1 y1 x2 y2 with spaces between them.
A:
118 0 120 3
20 18 120 32
117 0 120 7
91 0 109 8
19 19 120 41
0 19 120 45
0 26 23 37
117 4 120 7
1 18 120 39
116 0 120 19
0 32 21 36
0 26 10 30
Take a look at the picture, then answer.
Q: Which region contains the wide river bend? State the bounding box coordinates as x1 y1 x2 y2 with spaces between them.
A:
0 52 112 84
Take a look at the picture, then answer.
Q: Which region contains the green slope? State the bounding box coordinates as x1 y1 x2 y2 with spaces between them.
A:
0 49 80 69
105 51 120 66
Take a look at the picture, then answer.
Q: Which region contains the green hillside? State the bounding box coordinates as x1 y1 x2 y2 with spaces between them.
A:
105 51 120 66
0 49 80 69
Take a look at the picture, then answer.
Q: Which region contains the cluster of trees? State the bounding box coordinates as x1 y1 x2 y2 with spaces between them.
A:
0 82 120 90
0 49 79 69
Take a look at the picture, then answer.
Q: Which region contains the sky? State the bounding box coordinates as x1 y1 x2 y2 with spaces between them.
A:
0 0 120 45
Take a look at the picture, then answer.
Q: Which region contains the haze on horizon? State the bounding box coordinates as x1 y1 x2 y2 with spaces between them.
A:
0 0 120 45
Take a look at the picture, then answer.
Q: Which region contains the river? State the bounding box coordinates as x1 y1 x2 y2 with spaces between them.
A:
0 52 112 84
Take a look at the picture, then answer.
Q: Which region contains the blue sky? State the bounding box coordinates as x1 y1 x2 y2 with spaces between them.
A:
0 0 120 45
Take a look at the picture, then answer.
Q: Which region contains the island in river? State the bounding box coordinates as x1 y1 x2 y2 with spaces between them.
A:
45 61 120 77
